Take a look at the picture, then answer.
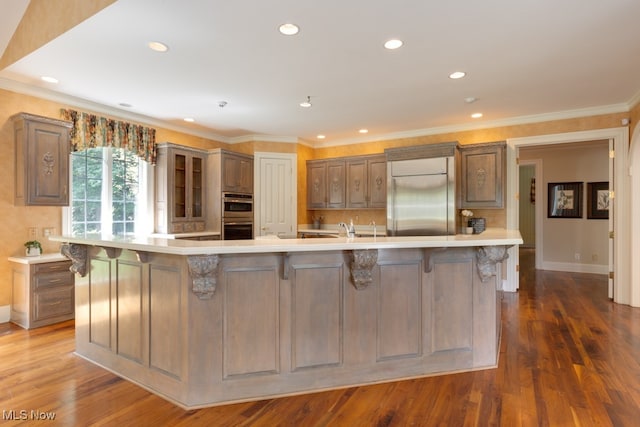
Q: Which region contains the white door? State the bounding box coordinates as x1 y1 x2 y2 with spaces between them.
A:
254 152 297 237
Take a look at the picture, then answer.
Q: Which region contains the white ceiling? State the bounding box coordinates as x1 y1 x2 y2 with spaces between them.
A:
1 0 640 146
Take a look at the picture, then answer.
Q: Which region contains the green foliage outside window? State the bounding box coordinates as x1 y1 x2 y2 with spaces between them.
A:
71 147 142 235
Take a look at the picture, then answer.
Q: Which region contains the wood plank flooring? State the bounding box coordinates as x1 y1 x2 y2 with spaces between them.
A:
2 249 640 426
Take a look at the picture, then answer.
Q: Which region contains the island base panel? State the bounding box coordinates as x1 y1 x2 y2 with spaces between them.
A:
73 246 504 408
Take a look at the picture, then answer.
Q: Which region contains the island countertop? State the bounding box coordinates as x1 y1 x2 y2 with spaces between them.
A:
50 228 522 256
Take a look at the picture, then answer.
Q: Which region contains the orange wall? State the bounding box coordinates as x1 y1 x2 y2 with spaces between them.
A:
302 112 630 226
0 86 635 310
0 89 235 308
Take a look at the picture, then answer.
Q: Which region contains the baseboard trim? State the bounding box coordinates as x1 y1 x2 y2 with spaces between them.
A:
542 261 608 275
0 305 10 323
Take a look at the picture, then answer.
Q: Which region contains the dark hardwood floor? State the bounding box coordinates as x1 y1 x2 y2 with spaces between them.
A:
2 249 640 426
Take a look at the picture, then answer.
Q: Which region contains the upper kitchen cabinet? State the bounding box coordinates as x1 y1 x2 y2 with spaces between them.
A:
221 151 254 194
307 159 346 209
346 154 386 208
12 113 72 206
155 143 206 234
459 141 506 209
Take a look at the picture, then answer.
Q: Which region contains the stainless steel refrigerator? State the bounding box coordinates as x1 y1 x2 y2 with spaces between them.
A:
386 144 457 236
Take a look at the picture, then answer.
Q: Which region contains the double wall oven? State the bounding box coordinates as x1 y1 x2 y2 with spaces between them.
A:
222 193 253 240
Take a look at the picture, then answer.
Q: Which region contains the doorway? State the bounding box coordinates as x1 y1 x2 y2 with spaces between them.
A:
518 163 536 249
506 127 629 303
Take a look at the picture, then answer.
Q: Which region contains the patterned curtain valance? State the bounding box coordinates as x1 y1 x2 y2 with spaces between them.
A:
60 109 157 164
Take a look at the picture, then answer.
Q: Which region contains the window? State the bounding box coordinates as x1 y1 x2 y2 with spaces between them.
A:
66 147 152 236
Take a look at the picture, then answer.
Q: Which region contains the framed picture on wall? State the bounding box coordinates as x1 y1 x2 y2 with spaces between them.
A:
587 181 609 219
547 182 583 218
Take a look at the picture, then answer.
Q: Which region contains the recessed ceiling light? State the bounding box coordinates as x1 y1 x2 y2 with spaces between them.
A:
41 76 58 84
184 117 195 122
359 129 369 134
449 71 466 79
471 113 483 119
464 97 477 104
148 41 169 52
279 23 299 36
384 39 403 50
300 96 312 108
317 135 326 139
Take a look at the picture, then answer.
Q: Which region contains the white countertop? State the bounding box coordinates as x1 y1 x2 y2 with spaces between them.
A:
49 228 523 256
8 253 69 264
150 231 221 239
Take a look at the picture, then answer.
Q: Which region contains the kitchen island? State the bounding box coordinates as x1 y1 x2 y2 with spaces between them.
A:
51 229 522 409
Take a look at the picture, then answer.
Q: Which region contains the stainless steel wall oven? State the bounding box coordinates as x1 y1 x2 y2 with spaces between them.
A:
222 193 253 240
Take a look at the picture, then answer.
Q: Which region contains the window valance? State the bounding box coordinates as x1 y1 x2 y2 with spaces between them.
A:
60 109 157 164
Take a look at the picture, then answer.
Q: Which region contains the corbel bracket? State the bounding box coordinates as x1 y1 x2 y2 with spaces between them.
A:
349 249 378 290
423 248 448 273
61 243 88 277
187 254 220 299
476 246 509 282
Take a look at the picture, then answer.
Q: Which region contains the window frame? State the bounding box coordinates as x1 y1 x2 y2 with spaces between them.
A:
62 148 154 237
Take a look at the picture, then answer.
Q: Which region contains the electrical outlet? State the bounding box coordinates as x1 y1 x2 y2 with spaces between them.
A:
574 252 581 261
28 227 38 239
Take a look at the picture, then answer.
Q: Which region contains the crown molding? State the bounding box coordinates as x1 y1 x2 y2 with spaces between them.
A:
627 89 640 111
227 134 298 144
1 76 634 150
0 77 294 144
314 103 631 148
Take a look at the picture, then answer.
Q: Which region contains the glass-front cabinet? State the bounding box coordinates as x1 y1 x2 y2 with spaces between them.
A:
155 143 206 234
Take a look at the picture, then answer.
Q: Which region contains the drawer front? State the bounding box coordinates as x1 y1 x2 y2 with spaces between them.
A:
34 270 74 290
34 261 72 274
33 287 74 321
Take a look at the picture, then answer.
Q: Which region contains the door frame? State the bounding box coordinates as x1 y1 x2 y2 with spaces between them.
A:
518 159 543 269
629 124 640 307
253 151 297 237
506 127 630 303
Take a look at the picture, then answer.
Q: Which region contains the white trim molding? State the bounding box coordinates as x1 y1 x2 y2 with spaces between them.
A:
629 123 640 307
507 127 631 305
0 305 10 323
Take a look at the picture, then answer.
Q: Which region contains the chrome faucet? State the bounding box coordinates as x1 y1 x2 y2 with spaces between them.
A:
370 220 377 238
338 220 356 238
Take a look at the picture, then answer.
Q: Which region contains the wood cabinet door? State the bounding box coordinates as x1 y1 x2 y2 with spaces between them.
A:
460 143 505 208
222 154 239 192
326 160 346 208
189 153 205 220
367 156 387 208
237 157 254 193
307 161 327 208
222 153 253 193
169 149 206 223
172 151 188 221
346 159 368 208
14 114 71 206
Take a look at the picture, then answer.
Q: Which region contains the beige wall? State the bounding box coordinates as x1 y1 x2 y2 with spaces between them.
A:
0 86 634 310
520 142 609 269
